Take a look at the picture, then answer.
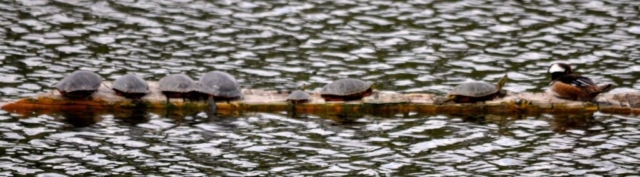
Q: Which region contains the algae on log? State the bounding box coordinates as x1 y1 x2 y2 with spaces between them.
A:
2 82 640 116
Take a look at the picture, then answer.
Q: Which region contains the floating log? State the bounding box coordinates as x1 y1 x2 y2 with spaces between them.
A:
2 82 640 117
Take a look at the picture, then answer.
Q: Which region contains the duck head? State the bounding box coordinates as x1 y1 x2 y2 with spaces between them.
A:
548 63 572 80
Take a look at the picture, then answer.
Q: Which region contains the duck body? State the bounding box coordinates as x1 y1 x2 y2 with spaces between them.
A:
548 63 613 101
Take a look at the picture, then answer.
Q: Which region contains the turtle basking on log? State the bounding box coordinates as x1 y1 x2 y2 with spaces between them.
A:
159 74 198 104
55 70 103 99
436 74 509 104
112 74 150 100
287 90 311 104
286 84 311 114
320 78 374 101
197 71 242 115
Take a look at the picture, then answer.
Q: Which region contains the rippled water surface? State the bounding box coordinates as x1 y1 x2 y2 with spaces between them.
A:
1 0 640 176
2 111 640 176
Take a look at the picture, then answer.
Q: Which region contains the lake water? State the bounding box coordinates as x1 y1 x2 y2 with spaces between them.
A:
1 0 640 176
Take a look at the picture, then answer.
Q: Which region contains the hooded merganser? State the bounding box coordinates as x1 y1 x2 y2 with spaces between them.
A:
548 63 614 101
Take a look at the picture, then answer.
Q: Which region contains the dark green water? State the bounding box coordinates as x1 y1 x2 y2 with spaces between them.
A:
1 0 640 176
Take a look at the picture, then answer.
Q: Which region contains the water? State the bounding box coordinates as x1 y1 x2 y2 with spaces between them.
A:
1 0 640 175
1 111 640 176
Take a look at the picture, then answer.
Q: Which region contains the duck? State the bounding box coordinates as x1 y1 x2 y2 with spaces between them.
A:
547 63 614 101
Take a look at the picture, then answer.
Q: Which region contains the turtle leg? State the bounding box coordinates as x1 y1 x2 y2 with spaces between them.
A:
289 102 296 113
288 101 298 118
207 96 216 118
131 99 139 107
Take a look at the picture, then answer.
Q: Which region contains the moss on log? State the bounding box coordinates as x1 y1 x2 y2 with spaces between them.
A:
2 82 640 117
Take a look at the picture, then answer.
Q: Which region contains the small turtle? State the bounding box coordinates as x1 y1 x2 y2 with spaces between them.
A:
320 78 374 101
286 84 311 116
287 84 311 104
287 90 311 104
159 74 198 104
197 71 242 115
55 70 102 99
112 74 149 100
437 74 509 104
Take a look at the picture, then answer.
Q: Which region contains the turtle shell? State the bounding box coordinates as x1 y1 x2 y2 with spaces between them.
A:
287 90 310 101
449 82 497 97
112 74 149 99
198 71 242 99
321 78 373 96
55 70 102 98
159 74 197 93
320 78 374 101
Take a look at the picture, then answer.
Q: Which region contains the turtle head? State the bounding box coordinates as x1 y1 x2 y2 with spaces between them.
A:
497 90 507 97
496 74 508 92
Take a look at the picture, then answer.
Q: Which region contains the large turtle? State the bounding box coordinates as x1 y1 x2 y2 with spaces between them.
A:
112 74 149 100
159 74 198 104
55 70 102 99
320 78 374 101
197 71 242 114
437 74 509 104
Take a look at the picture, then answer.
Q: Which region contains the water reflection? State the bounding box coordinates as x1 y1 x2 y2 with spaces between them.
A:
59 110 102 128
1 109 640 175
546 113 597 134
113 108 151 126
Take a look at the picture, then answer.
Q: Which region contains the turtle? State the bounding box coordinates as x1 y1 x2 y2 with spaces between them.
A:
197 71 242 115
286 84 311 110
320 78 374 101
158 74 198 104
55 70 103 99
287 90 311 104
197 71 242 101
112 74 150 100
437 74 509 104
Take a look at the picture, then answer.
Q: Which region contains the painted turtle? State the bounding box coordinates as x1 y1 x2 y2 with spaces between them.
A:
287 84 311 104
55 70 102 99
197 71 242 115
197 71 242 101
286 90 310 116
287 90 311 104
286 84 311 116
320 78 374 101
159 74 198 103
112 74 149 100
437 74 509 104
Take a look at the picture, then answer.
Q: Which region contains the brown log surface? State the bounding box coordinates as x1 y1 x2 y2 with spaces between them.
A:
2 81 640 116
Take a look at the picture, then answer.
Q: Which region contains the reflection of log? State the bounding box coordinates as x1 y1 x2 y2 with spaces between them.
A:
2 82 640 116
546 113 596 134
59 110 102 128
